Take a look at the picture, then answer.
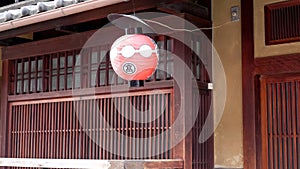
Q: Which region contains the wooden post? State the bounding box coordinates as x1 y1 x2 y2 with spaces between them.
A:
0 60 9 159
241 0 256 168
172 20 194 168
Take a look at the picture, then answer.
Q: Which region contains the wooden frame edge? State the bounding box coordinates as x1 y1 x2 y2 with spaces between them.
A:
241 0 256 169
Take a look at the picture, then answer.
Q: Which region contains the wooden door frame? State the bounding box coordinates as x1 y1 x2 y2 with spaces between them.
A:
259 72 300 169
241 0 300 168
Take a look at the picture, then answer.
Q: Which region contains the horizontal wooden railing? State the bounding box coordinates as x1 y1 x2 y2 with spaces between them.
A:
0 158 184 169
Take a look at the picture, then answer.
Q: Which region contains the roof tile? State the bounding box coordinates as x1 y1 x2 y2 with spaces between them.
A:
0 0 87 23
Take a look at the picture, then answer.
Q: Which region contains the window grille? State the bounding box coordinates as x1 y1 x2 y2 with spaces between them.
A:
265 1 300 45
9 37 178 95
9 91 173 160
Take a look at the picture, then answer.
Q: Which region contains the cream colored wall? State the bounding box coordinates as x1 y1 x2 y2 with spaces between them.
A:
254 0 300 57
212 0 243 168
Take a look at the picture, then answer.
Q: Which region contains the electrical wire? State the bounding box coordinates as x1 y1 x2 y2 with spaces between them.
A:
143 19 234 32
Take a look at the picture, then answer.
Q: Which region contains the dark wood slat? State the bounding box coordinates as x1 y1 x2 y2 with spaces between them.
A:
117 97 122 159
241 0 257 168
281 82 288 169
38 104 43 158
291 81 299 169
261 75 300 169
49 102 54 158
265 1 300 45
63 101 68 159
74 101 79 159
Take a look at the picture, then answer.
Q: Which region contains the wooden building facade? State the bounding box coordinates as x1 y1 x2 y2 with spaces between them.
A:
242 0 300 169
0 0 214 168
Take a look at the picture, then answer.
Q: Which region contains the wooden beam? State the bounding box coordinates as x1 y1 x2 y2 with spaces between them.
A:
254 53 300 75
0 158 183 169
157 1 210 19
0 0 175 40
0 60 9 159
241 0 256 169
1 26 123 60
2 30 96 60
8 80 174 102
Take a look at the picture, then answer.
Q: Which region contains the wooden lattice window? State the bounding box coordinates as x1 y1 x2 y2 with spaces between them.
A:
191 35 210 82
8 36 177 95
192 90 213 169
12 57 44 94
261 75 300 169
265 1 300 45
9 91 173 160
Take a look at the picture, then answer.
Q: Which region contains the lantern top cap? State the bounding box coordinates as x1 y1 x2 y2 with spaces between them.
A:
107 13 155 34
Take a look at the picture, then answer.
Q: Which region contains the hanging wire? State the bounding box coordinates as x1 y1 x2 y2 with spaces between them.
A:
143 19 233 32
132 0 136 16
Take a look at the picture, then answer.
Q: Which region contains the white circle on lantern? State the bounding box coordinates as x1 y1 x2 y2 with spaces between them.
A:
139 44 153 58
121 45 135 58
122 62 137 74
110 47 118 59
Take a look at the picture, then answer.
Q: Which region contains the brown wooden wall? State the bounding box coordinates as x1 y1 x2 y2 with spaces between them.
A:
242 0 300 168
1 26 213 169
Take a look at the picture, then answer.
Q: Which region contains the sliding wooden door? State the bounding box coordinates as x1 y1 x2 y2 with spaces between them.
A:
260 74 300 169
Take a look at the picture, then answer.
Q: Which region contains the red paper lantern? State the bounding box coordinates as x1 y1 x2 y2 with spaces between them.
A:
110 34 159 81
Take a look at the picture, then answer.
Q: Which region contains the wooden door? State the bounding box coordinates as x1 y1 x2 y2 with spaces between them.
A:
260 74 300 169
